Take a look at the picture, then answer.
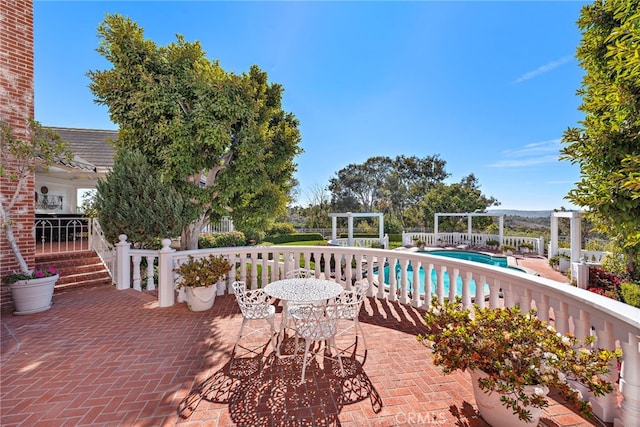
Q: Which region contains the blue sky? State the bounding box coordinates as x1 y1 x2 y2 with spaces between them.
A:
34 1 589 211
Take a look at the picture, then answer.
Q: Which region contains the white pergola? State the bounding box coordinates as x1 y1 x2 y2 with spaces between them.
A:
329 212 384 247
434 212 505 245
549 211 582 263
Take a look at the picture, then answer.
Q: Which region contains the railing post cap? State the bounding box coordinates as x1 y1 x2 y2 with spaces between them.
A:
161 239 172 250
118 234 128 242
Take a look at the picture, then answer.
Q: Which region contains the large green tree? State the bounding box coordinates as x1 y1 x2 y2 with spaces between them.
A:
561 0 640 277
419 174 499 231
328 155 449 227
88 14 302 249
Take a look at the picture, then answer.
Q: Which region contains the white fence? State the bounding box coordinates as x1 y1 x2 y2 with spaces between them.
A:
328 235 389 249
402 232 545 256
112 235 639 426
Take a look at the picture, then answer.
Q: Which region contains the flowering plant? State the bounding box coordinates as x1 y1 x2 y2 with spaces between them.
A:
174 255 232 289
418 296 621 422
2 266 58 284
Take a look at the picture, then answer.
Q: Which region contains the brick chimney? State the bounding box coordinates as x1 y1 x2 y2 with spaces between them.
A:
0 0 35 279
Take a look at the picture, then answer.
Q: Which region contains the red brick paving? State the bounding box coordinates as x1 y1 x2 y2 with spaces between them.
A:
1 277 601 426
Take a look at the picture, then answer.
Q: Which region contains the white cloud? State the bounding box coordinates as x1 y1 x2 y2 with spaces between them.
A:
488 139 562 168
511 56 573 84
488 155 559 168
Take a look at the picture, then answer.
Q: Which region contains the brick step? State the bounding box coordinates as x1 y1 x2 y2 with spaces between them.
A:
55 277 112 292
35 250 112 291
56 270 111 286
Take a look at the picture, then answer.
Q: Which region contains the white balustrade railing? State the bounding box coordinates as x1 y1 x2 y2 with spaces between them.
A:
329 235 389 249
89 218 115 282
402 232 544 256
111 234 639 426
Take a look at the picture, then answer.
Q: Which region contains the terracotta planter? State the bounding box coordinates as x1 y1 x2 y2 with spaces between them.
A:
9 274 58 315
469 369 548 427
183 285 217 311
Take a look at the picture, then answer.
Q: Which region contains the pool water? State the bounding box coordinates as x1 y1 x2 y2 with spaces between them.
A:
378 250 521 297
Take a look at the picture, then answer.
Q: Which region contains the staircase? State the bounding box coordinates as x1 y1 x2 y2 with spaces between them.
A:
35 251 112 292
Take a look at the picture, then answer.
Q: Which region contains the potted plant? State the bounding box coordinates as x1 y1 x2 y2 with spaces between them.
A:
518 241 534 254
486 239 499 250
1 120 70 314
499 244 516 256
418 297 620 427
174 254 232 311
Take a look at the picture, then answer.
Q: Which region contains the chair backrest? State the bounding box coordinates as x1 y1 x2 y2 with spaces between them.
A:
293 303 340 340
285 268 314 279
232 281 272 319
334 281 369 319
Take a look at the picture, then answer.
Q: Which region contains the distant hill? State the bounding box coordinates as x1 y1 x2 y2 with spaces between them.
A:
487 209 552 218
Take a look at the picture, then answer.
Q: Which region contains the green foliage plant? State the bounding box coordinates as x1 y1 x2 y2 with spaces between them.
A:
96 148 187 248
0 120 71 275
418 297 620 423
89 14 302 250
267 222 296 236
500 244 516 253
174 255 232 289
486 239 499 248
561 0 640 279
620 281 640 307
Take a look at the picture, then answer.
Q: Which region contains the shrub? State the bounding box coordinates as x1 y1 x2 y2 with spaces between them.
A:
198 233 218 249
621 281 640 307
267 222 296 236
241 229 265 244
269 233 324 244
587 266 623 301
214 231 247 247
384 218 403 234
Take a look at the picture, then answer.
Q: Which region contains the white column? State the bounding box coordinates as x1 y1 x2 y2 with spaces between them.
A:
115 234 130 290
157 238 175 307
498 215 504 246
467 215 472 239
550 215 559 257
347 213 354 247
434 214 439 240
378 213 384 241
570 213 582 264
331 216 337 241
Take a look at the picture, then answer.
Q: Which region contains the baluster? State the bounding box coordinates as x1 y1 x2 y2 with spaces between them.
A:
488 278 500 308
449 268 459 301
388 258 398 302
590 319 617 422
250 253 258 289
436 266 446 303
132 254 141 291
475 275 486 309
618 332 640 426
399 258 410 304
412 261 422 308
554 302 570 335
461 271 472 309
146 256 155 291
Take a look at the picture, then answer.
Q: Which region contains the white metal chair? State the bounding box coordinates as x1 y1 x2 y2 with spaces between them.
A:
285 268 314 279
291 303 345 384
330 281 369 352
283 268 322 332
231 281 277 361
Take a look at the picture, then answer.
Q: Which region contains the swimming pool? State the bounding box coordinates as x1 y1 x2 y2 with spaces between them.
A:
377 250 523 297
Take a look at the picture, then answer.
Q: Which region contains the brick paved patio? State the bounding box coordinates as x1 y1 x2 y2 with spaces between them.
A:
1 280 601 426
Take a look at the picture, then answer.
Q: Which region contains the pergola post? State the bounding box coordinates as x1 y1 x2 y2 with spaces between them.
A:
347 214 354 247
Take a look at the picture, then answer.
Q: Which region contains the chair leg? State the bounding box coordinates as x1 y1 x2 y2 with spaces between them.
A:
232 318 247 355
354 318 367 350
300 339 312 384
267 317 277 351
329 336 345 376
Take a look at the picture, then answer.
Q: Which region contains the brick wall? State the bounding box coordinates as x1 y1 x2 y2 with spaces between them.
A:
1 0 35 306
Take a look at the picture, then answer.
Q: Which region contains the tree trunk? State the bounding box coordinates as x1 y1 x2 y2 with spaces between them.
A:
181 216 206 250
0 201 30 274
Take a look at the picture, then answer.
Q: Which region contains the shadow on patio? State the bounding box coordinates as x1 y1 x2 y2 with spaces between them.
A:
1 284 598 426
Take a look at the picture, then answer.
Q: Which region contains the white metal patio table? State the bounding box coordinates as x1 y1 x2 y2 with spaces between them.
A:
264 277 344 356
